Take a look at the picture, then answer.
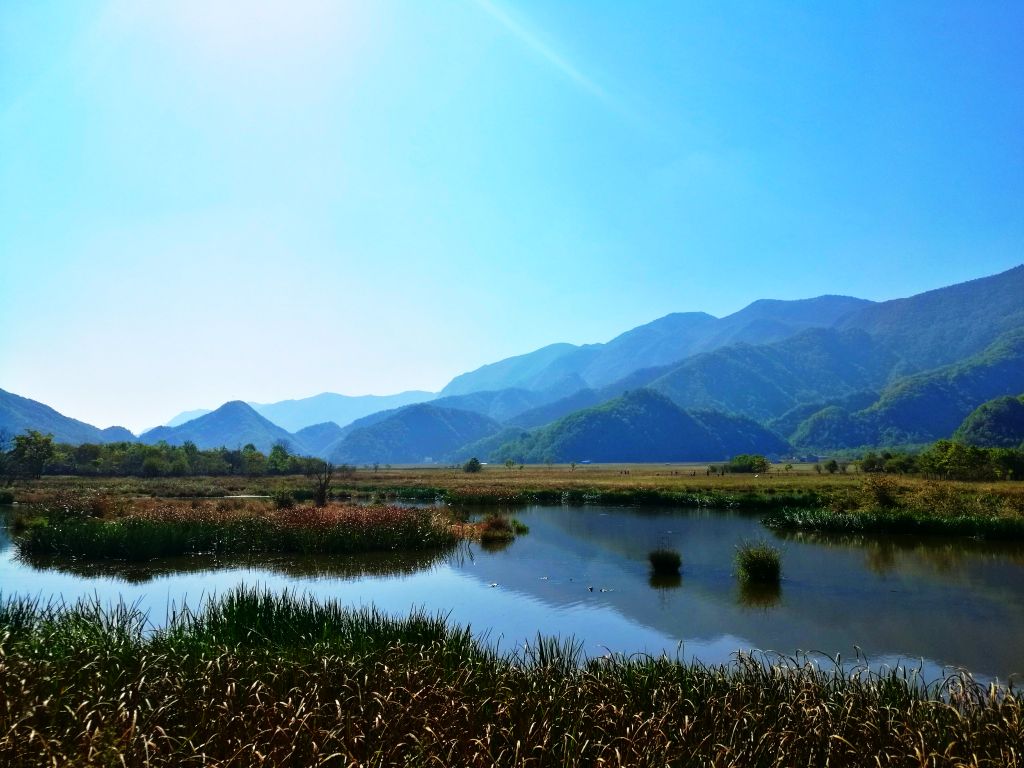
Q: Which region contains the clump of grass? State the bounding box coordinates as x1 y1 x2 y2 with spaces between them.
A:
648 548 682 575
735 540 781 584
0 588 1019 766
478 514 528 543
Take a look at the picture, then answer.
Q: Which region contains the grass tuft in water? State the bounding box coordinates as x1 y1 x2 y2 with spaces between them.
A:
735 540 782 584
648 548 682 575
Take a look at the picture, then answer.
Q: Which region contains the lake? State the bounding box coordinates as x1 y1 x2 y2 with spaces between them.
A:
2 504 1022 684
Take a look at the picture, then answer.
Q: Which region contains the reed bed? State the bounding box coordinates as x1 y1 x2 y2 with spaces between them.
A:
0 588 1019 767
14 500 458 561
764 507 1024 539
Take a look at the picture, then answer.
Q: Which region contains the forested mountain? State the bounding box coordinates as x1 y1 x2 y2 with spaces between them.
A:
328 404 502 464
482 390 788 464
953 395 1024 448
0 389 134 445
836 265 1024 373
140 402 299 454
791 330 1024 450
643 328 900 422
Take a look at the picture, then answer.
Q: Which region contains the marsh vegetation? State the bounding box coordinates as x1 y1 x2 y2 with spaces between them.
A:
0 588 1018 768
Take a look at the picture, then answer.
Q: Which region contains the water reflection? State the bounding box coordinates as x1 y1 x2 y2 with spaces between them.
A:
737 581 782 610
19 545 460 584
648 572 682 590
775 529 1024 576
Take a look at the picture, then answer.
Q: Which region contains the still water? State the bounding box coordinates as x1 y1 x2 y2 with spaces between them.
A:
2 504 1022 683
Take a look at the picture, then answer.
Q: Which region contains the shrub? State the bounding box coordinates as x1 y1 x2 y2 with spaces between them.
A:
726 455 770 473
463 457 482 473
735 541 781 584
271 489 296 510
648 548 682 575
0 490 14 505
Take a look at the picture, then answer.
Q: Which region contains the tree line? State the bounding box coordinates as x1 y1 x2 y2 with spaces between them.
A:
0 430 328 481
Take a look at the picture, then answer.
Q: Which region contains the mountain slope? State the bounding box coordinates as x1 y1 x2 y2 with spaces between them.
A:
0 389 135 444
440 296 874 396
792 330 1024 449
505 388 606 429
837 264 1024 372
441 344 583 397
642 328 900 422
486 390 789 463
140 401 299 453
328 404 502 464
952 395 1024 448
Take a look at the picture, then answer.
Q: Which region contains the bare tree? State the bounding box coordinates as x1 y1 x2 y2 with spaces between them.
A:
309 460 334 507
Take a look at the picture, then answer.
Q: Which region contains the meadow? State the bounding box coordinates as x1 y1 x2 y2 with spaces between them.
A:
0 587 1018 767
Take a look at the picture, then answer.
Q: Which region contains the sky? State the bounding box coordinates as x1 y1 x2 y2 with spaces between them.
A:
1 1 1022 433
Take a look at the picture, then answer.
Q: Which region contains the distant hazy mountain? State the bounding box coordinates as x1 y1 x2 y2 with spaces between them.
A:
140 401 299 453
247 390 436 432
292 422 346 457
440 295 873 397
441 344 585 397
0 388 134 444
164 408 213 427
506 388 606 430
328 404 502 464
484 389 789 463
791 330 1024 450
953 394 1024 448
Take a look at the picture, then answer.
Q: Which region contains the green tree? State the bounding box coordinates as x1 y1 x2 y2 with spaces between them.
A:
11 430 56 479
463 457 482 473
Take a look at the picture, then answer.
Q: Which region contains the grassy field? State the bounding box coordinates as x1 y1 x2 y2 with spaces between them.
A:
0 587 1018 767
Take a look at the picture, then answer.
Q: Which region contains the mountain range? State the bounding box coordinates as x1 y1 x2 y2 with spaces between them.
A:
3 265 1022 463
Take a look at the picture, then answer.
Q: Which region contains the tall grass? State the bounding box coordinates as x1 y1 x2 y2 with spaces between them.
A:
0 588 1018 767
15 502 458 560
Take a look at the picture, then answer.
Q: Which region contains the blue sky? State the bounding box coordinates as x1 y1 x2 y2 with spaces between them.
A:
2 1 1022 432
